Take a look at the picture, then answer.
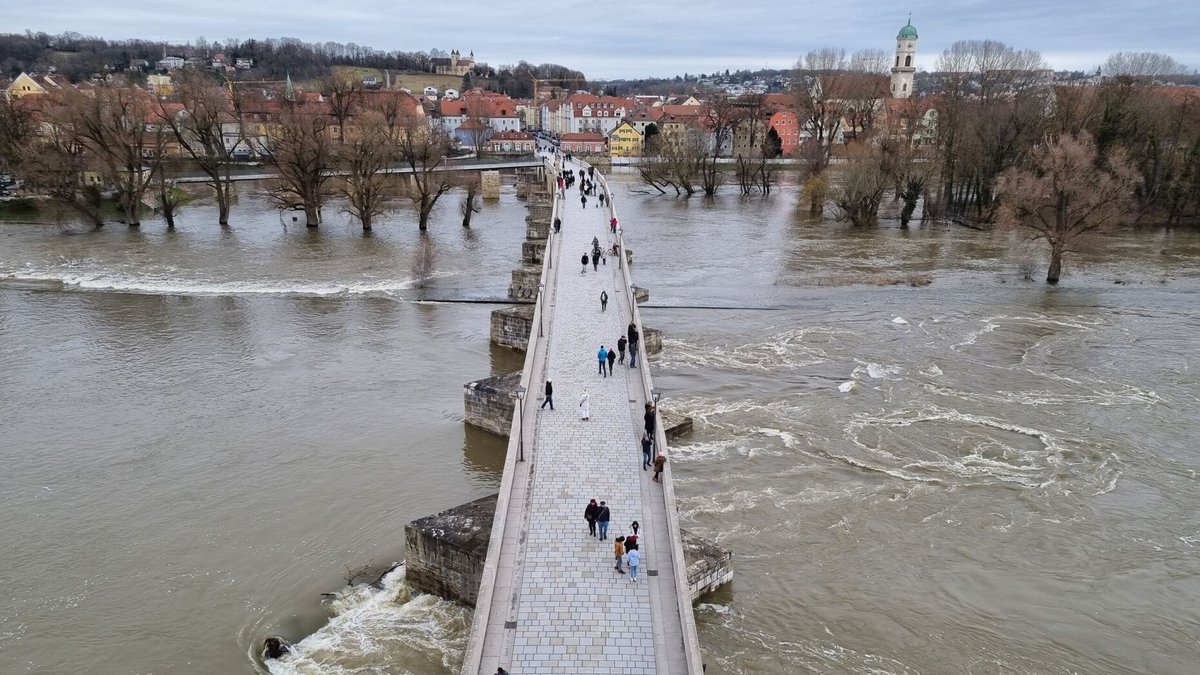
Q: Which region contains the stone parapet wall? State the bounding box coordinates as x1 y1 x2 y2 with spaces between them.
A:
463 371 521 436
490 306 534 352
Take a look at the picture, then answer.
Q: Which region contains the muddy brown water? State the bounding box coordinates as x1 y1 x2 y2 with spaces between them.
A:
1 174 1198 674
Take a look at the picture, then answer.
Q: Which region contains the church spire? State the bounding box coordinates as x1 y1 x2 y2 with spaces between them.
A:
285 71 294 101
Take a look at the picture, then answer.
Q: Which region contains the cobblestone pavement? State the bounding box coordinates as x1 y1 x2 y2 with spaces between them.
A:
508 163 661 674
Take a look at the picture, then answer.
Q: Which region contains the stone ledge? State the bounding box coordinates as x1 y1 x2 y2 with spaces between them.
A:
463 371 522 437
490 305 535 352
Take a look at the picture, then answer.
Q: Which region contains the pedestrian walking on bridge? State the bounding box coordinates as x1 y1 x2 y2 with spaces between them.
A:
578 391 590 420
600 290 608 312
581 252 589 275
584 498 599 537
540 379 553 410
606 346 616 375
597 345 609 376
597 501 611 540
627 547 641 582
613 536 625 573
617 336 627 363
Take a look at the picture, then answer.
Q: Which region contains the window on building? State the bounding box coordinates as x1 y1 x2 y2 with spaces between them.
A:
905 55 912 67
902 83 908 92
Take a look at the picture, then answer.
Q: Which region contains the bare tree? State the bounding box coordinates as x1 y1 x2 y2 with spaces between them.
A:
996 133 1139 283
17 107 105 227
0 97 35 176
792 48 888 173
155 165 184 228
266 103 336 227
1101 52 1189 80
832 145 890 226
160 71 244 226
638 123 707 196
66 85 168 226
459 173 481 227
396 112 457 230
462 97 493 158
323 73 361 143
337 112 396 231
933 40 1050 222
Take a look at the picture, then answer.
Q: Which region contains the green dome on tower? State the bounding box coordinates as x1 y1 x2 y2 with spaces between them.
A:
897 21 918 40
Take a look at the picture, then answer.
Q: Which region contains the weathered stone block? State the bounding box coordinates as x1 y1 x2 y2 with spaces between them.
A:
507 266 542 301
480 171 501 200
661 411 693 439
463 371 521 437
633 286 649 304
490 305 534 352
681 529 733 602
521 239 547 265
642 327 663 354
525 218 550 240
404 494 497 606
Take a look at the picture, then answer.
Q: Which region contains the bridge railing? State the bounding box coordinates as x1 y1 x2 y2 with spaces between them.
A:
598 171 706 674
459 155 559 675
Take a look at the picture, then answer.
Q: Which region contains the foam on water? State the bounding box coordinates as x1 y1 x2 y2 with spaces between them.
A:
3 271 423 297
833 404 1121 490
264 564 471 675
655 326 844 372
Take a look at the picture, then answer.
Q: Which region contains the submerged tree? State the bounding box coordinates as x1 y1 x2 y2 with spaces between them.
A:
65 85 168 226
996 133 1139 283
459 173 481 227
266 103 336 227
396 112 457 230
337 113 397 231
160 71 245 226
832 145 890 226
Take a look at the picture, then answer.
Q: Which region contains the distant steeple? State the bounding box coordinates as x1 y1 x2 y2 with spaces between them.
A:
285 71 294 101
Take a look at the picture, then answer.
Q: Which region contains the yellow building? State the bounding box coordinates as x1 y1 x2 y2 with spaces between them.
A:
5 72 57 100
608 120 643 158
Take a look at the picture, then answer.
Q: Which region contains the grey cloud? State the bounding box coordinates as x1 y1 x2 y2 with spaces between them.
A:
8 0 1197 79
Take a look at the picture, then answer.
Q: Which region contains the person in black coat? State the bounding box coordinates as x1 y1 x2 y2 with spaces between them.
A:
627 322 640 368
584 498 599 537
541 379 554 410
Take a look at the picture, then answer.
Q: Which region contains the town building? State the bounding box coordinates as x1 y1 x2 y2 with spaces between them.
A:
484 130 536 155
431 50 475 76
560 132 607 155
607 121 643 158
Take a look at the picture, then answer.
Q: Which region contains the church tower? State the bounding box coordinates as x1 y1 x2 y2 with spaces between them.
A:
890 18 918 98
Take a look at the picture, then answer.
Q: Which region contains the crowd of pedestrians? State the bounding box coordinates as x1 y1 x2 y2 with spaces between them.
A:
538 159 670 589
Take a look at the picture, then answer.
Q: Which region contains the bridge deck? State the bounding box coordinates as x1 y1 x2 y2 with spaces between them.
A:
471 160 694 674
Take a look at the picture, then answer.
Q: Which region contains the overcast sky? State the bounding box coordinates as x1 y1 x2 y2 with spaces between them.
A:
9 0 1199 79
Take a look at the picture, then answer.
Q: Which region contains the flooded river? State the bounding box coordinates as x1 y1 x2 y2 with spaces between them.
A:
1 174 1198 674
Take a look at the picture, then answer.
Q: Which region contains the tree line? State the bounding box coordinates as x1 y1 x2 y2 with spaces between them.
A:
637 43 1199 283
0 71 489 232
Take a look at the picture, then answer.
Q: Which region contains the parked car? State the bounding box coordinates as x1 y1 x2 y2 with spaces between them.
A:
231 148 252 160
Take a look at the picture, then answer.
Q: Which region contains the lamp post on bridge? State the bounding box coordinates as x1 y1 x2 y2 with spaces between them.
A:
538 283 545 338
512 385 527 462
650 387 662 450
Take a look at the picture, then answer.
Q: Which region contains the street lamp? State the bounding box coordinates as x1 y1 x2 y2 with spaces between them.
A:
651 388 662 406
512 385 527 462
